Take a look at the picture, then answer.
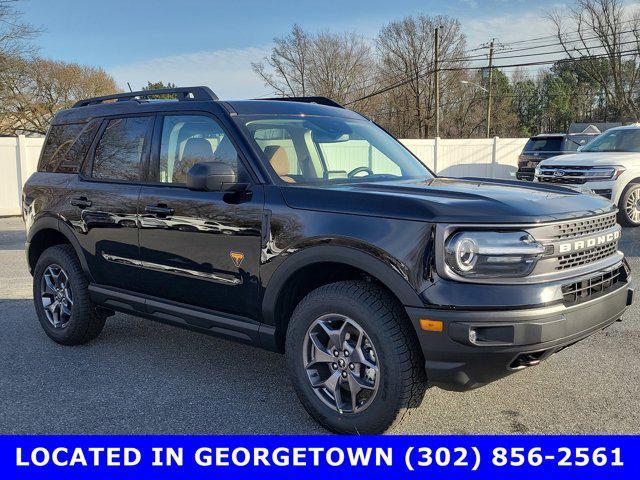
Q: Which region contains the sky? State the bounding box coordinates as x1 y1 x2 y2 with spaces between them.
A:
16 0 571 98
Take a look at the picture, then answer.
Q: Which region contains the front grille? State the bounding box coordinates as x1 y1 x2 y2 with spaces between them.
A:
538 176 586 184
556 243 618 270
542 165 592 170
552 213 617 240
536 165 592 185
562 265 626 304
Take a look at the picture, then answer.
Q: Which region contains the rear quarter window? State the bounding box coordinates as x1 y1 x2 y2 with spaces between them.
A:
38 120 101 173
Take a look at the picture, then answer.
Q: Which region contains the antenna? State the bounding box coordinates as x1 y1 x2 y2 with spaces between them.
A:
127 82 133 92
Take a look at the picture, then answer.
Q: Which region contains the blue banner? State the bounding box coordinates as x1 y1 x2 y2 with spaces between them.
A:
1 435 638 479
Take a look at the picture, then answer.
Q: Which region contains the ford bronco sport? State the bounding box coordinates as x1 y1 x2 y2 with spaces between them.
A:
23 86 633 433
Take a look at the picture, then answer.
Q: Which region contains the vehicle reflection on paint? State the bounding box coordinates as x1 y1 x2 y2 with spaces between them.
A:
138 214 252 235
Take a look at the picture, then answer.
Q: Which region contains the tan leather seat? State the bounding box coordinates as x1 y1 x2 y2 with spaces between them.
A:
264 145 295 183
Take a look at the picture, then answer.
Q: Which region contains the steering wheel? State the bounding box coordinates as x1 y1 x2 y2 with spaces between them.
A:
347 166 374 178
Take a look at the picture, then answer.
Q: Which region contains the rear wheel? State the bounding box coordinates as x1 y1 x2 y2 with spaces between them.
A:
618 183 640 227
286 280 427 433
33 245 106 345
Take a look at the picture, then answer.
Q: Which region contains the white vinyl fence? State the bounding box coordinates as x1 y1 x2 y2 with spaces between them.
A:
400 137 527 179
0 135 45 217
0 135 527 217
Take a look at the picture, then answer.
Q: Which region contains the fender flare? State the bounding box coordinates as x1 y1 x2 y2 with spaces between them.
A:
260 244 424 326
615 176 640 205
26 216 92 280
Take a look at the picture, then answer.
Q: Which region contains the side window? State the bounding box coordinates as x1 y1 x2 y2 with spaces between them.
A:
159 115 241 184
38 123 85 172
92 117 151 181
59 119 101 173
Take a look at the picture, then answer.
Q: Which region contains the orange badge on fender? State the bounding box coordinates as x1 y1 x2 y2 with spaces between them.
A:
230 251 245 267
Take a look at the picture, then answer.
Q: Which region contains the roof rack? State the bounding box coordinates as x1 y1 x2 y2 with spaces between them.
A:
72 86 218 108
258 96 344 109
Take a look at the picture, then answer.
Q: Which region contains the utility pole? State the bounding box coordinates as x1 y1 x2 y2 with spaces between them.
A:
485 39 495 139
434 26 440 138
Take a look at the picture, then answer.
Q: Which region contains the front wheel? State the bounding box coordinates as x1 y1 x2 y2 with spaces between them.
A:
286 281 427 434
618 183 640 227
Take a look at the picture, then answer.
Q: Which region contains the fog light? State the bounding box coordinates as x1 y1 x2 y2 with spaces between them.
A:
469 329 477 343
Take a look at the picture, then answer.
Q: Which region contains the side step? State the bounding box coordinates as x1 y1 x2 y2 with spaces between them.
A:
88 284 263 345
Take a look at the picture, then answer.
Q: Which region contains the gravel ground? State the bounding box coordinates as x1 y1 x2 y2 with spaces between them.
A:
0 215 638 434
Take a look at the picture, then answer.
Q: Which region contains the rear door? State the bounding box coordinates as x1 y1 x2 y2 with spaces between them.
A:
66 115 154 289
136 113 264 319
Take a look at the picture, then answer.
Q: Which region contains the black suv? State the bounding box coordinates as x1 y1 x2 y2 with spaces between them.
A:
516 133 594 181
23 86 633 433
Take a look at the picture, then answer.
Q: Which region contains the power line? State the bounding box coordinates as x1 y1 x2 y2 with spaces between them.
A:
350 27 640 102
472 16 640 49
442 32 640 64
346 49 640 105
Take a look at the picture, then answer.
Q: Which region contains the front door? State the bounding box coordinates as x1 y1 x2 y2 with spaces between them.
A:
137 114 263 319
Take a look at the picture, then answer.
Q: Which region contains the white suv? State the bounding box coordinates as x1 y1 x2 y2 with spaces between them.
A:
535 124 640 226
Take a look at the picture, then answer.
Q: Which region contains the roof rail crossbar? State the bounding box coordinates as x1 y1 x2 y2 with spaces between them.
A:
73 86 218 108
258 96 344 109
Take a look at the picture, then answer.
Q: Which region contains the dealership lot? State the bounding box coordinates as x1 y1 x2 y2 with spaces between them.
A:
0 215 639 434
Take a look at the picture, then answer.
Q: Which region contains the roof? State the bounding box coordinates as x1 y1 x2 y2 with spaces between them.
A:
224 100 362 119
530 133 566 139
607 123 640 130
52 97 362 126
567 122 622 134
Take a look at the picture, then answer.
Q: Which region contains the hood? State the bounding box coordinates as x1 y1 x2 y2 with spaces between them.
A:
539 151 639 166
280 177 615 224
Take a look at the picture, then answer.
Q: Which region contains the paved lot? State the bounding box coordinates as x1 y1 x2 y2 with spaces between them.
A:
0 215 639 434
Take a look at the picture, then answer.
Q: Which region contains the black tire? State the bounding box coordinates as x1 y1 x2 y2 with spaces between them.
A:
617 183 640 227
286 280 427 434
33 244 106 345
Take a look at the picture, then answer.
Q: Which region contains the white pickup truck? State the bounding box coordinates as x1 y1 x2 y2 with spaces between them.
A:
535 124 640 226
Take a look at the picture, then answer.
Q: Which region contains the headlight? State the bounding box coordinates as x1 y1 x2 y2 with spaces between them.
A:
444 231 545 278
584 166 625 180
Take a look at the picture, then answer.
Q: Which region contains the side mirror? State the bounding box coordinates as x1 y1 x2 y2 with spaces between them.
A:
577 146 583 152
186 162 237 191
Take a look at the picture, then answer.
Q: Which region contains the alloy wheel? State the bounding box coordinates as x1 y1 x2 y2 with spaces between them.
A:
625 188 640 224
40 264 73 329
303 314 380 414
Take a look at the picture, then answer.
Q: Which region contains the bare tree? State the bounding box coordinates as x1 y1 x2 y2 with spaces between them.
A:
252 25 311 97
376 14 467 138
307 31 373 105
0 57 118 135
549 0 640 119
0 0 37 60
253 25 375 108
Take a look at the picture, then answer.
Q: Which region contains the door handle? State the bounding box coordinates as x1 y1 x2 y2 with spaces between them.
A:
70 196 92 209
145 204 174 217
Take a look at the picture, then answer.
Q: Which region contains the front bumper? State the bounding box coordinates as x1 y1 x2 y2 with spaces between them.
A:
534 178 616 200
516 168 535 181
406 280 633 391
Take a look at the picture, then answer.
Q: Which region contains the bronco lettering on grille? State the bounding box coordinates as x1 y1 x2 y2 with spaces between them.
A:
557 230 620 254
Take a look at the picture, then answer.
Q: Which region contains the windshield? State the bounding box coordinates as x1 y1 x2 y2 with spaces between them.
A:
235 115 433 185
563 134 594 151
582 128 640 153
